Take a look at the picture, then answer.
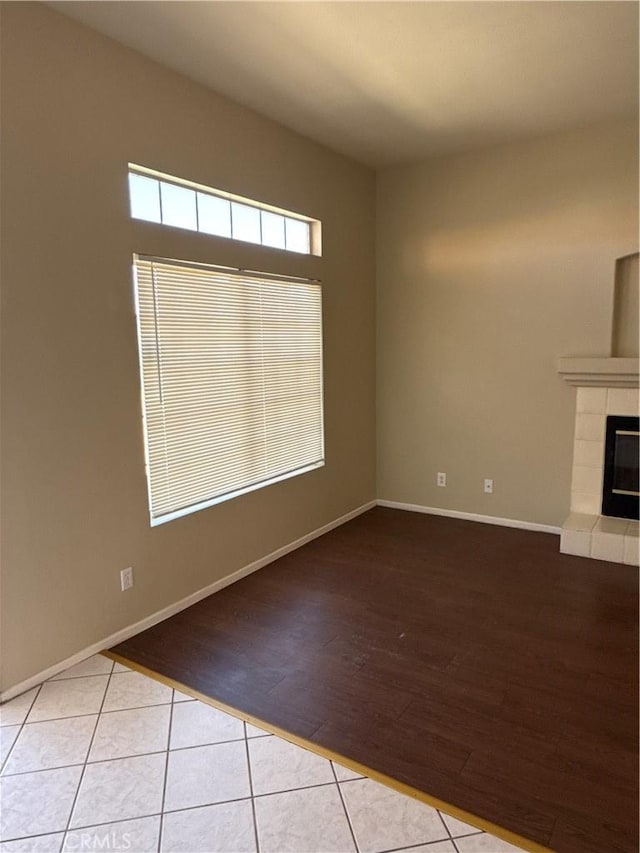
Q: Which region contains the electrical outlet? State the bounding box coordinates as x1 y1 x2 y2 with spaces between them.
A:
437 472 447 487
120 566 134 591
484 479 493 494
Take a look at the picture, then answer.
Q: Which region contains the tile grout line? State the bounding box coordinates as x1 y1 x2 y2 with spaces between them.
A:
436 809 462 853
244 722 262 853
2 815 162 844
48 668 115 683
2 705 170 729
160 779 341 809
2 759 90 779
443 829 485 840
441 816 491 845
380 837 465 853
2 758 346 797
14 702 111 725
62 659 116 842
153 734 246 754
331 763 360 853
156 690 176 853
0 683 44 775
91 699 176 715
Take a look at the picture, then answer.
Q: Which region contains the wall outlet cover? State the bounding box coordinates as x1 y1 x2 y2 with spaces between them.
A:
120 567 134 591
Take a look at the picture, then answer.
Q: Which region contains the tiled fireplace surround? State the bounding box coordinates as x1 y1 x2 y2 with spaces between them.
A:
558 360 639 566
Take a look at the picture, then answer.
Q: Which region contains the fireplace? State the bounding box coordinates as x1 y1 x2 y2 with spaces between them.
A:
602 415 639 520
557 358 639 565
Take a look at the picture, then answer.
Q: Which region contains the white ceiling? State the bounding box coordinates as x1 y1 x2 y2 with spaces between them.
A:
51 1 639 168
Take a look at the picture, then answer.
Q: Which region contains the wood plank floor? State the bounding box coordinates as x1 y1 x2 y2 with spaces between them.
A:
112 507 639 853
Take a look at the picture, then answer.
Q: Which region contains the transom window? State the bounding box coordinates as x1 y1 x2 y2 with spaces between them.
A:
128 165 320 256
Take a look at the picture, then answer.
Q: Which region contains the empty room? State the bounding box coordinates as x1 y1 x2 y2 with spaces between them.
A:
1 2 638 853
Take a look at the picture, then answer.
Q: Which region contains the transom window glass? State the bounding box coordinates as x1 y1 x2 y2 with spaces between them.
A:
128 165 319 256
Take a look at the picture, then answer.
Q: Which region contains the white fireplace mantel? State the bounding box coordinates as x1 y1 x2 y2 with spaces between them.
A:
557 357 639 388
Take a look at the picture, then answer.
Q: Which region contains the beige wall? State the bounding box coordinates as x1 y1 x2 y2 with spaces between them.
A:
377 120 638 527
0 3 376 691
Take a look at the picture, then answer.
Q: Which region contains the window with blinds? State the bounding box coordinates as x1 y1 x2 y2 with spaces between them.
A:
133 256 324 525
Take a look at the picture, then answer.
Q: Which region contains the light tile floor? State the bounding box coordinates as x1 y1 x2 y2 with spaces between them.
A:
0 655 525 853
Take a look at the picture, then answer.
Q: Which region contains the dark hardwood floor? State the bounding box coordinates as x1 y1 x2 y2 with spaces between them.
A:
112 507 639 853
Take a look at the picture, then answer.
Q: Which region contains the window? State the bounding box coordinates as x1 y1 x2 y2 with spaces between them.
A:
133 255 324 526
128 165 320 255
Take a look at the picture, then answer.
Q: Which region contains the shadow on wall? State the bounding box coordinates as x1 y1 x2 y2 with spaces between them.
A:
612 252 639 357
421 204 635 275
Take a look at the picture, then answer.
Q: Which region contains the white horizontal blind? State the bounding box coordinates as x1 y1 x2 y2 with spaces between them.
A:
134 257 324 525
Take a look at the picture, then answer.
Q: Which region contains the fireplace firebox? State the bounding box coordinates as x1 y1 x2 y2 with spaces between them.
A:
602 415 639 520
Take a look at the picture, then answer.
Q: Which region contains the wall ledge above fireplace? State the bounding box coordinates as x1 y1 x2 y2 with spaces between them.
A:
557 357 639 387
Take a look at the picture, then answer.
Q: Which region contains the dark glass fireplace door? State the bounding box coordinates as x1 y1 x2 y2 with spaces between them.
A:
602 415 639 520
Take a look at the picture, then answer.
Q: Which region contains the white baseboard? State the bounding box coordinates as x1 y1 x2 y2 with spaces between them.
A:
376 499 562 535
1 500 376 703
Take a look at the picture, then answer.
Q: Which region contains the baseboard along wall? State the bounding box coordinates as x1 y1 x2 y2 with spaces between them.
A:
376 499 562 535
